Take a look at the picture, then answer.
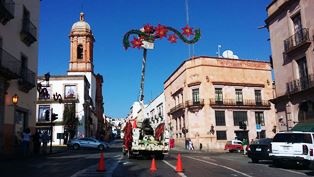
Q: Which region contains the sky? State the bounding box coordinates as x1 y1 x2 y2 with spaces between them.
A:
39 0 272 118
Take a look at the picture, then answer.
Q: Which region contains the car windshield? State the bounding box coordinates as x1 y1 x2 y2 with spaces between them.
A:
252 138 272 145
273 133 312 143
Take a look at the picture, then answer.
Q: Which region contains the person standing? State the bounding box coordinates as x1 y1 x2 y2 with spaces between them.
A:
41 131 50 154
22 128 31 156
32 131 41 154
242 138 248 155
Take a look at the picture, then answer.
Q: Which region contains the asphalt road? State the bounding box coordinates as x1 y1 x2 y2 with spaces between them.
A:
1 140 314 177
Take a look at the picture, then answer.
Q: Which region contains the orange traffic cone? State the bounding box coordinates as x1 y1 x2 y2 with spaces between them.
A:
175 153 183 172
97 151 106 172
150 158 157 172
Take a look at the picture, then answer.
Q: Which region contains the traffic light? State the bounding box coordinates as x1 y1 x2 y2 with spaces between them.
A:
45 110 50 121
51 113 58 122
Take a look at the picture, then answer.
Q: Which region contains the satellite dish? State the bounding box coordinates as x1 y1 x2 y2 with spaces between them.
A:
222 50 233 58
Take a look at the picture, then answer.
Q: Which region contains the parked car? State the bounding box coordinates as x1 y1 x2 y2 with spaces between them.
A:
269 131 314 167
224 140 243 152
247 138 272 163
67 137 109 151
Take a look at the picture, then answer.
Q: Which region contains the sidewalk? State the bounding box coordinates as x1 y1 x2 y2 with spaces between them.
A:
171 145 225 154
0 145 68 160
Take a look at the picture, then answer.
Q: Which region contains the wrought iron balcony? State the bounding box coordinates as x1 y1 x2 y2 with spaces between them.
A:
286 74 314 94
18 68 36 92
186 99 204 112
284 28 310 53
209 99 270 109
0 47 21 79
0 0 15 25
169 103 185 114
20 18 37 46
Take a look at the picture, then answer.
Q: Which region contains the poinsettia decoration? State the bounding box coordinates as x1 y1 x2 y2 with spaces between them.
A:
123 24 201 50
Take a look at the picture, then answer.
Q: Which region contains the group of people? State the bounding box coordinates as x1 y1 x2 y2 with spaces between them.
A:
20 128 50 156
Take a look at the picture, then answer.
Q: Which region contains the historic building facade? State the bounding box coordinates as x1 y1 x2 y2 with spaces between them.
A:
36 12 104 144
164 56 276 151
265 0 314 131
0 0 40 154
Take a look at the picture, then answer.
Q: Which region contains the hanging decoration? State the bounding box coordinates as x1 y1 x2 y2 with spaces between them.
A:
123 24 201 50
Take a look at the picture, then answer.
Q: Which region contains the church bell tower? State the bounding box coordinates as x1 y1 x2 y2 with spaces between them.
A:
68 12 95 73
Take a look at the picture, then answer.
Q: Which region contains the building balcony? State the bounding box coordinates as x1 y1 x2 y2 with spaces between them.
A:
20 18 37 46
169 103 185 115
0 47 21 79
284 28 310 55
286 74 314 95
18 68 36 92
209 99 271 110
0 0 15 25
185 99 204 112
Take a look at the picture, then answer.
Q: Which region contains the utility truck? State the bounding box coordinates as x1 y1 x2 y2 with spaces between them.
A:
122 117 169 159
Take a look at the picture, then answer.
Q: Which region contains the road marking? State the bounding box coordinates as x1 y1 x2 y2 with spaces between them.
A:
186 156 253 177
162 160 187 177
280 168 306 176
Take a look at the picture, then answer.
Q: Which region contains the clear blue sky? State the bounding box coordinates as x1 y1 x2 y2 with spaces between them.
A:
39 0 272 118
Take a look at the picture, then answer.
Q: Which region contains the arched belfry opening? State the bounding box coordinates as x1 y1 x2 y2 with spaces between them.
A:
68 12 95 72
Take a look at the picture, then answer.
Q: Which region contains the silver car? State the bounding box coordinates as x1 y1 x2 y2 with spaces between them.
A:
67 137 109 151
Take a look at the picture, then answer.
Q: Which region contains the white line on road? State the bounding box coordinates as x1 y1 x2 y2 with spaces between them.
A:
163 160 188 177
186 156 253 177
280 168 306 176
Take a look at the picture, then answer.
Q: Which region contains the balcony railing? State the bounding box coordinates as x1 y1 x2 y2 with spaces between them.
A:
185 99 204 112
0 47 21 79
209 99 270 109
169 103 185 114
20 18 37 46
0 0 15 25
286 74 314 94
185 99 204 107
284 28 310 53
18 68 36 92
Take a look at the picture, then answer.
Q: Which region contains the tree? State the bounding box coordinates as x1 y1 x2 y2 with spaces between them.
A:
63 102 78 144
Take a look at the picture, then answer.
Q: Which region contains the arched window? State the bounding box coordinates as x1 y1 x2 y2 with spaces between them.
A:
77 44 83 59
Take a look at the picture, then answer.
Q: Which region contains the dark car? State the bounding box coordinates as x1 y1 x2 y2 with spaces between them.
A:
247 138 272 163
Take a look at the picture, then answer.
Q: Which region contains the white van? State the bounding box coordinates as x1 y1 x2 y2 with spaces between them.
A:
270 131 314 167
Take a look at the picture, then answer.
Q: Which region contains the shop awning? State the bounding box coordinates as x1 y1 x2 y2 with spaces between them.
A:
291 123 314 132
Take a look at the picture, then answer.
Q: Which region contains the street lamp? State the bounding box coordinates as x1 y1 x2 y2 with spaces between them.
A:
12 94 18 105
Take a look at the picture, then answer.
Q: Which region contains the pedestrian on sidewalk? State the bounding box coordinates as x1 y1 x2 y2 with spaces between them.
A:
32 131 41 154
242 138 248 155
189 139 194 150
21 128 31 157
41 131 50 154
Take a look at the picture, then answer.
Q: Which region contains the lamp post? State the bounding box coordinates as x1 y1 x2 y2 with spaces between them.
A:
123 24 201 124
12 94 18 105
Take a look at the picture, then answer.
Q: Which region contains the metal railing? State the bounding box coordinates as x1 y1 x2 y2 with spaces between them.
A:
185 99 204 107
209 99 270 107
21 18 37 44
0 47 21 79
20 67 36 86
286 74 314 94
0 0 15 24
169 103 185 114
284 28 310 52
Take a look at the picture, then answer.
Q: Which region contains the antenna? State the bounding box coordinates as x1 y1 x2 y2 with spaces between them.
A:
216 45 222 57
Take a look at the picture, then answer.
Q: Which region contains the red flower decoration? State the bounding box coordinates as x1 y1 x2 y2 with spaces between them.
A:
131 37 143 49
155 24 168 38
168 34 177 43
182 25 194 37
143 24 154 34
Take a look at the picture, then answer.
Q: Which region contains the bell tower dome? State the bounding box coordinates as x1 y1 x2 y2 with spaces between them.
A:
68 12 95 73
